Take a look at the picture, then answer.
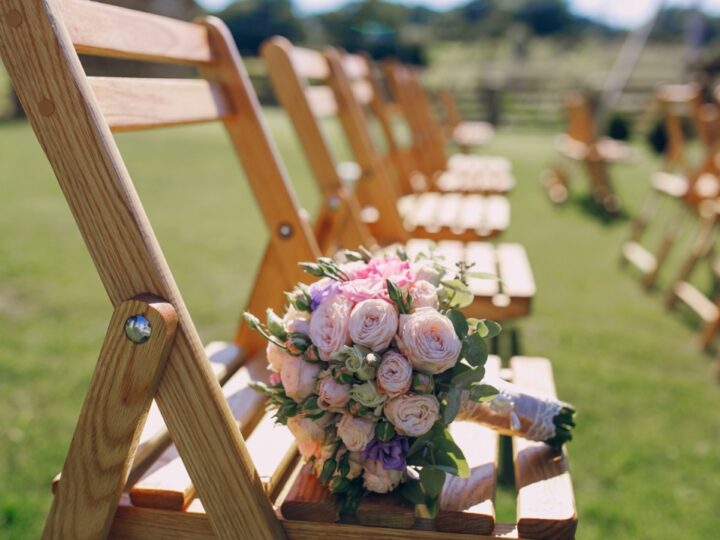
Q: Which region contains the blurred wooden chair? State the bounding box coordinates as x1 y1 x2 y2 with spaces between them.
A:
382 60 515 195
621 85 720 288
438 88 495 152
545 91 631 214
262 38 534 321
4 2 574 538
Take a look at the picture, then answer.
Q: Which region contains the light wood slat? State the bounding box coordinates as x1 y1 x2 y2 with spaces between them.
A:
88 77 229 132
436 357 500 534
511 357 577 540
482 196 511 235
457 195 487 231
290 46 330 80
351 80 374 105
305 85 338 118
496 244 537 298
673 282 720 323
621 241 657 275
43 296 177 540
130 354 271 509
244 412 298 496
435 193 464 231
59 0 214 65
465 243 500 297
342 53 370 80
110 502 519 539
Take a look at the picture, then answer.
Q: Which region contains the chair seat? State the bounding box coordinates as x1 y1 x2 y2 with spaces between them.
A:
452 121 494 147
651 171 688 198
397 192 510 240
436 156 515 194
406 239 536 320
555 134 631 163
446 154 512 174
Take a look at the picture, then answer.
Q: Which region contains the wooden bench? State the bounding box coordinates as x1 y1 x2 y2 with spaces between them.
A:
546 91 631 214
620 85 720 288
3 2 571 538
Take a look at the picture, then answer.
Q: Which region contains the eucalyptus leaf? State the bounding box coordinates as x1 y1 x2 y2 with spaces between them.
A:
462 332 488 367
469 383 499 403
451 365 486 387
441 279 474 308
446 308 469 339
420 467 446 499
399 479 426 505
442 387 463 424
482 320 502 339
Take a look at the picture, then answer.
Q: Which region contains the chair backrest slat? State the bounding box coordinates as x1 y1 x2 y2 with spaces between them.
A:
288 46 329 80
59 0 214 65
89 77 229 131
305 85 338 118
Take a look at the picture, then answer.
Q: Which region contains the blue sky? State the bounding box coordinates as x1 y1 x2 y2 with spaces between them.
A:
197 0 720 28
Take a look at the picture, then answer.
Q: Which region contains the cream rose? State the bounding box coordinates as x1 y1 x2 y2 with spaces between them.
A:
347 451 363 480
266 341 294 372
284 305 310 335
397 308 461 374
336 413 375 452
410 280 439 310
317 376 351 411
280 356 321 402
309 296 352 361
376 351 413 397
349 299 398 351
362 459 405 494
287 414 327 459
384 394 440 437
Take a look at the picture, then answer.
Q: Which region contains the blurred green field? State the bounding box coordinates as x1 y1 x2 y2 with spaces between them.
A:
1 109 720 539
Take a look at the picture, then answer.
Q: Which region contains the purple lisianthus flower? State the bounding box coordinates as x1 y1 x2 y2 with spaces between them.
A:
361 437 409 471
308 278 343 310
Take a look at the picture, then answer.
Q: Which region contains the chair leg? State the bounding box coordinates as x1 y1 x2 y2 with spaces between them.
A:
623 190 660 256
642 206 688 289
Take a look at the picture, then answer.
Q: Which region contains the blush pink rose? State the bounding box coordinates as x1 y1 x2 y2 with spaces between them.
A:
340 260 372 280
376 351 413 397
384 394 440 437
342 276 388 303
283 305 311 335
287 414 328 459
317 376 351 411
397 308 462 374
308 295 352 361
266 341 294 372
349 299 398 351
280 356 321 402
336 413 375 452
362 459 405 494
410 280 439 310
368 257 416 291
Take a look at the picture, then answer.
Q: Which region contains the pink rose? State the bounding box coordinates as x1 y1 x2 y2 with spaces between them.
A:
336 413 375 452
266 341 294 372
376 351 413 397
410 280 439 310
368 257 416 290
342 276 387 303
317 376 351 411
287 414 328 459
397 308 461 374
341 260 372 280
362 459 405 494
284 305 310 335
414 261 442 286
309 295 352 361
349 299 398 351
281 356 321 402
384 394 440 437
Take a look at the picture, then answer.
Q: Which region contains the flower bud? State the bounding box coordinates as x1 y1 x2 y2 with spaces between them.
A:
412 372 434 393
349 381 387 408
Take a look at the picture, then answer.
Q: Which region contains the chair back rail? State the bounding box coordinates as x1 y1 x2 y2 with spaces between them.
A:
0 1 330 538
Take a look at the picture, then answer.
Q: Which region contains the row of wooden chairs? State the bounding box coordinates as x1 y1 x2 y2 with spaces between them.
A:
620 83 720 354
1 1 575 538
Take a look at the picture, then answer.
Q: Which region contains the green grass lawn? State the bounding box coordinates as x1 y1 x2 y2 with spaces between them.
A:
1 110 719 539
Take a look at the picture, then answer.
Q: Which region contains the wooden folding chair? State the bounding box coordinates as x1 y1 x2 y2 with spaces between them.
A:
3 2 574 538
381 60 515 195
439 88 495 152
621 86 720 289
262 38 533 321
547 91 631 214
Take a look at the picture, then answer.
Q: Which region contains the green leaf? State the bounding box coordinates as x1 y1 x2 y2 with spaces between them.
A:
466 271 501 281
441 279 474 308
462 333 488 367
433 429 470 478
446 309 469 339
407 431 433 458
451 365 485 387
319 458 337 485
469 383 499 403
375 421 396 442
399 479 426 505
442 387 463 424
475 319 489 338
419 467 446 499
483 320 502 339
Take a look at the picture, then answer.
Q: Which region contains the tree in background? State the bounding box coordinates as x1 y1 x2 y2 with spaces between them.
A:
220 0 305 54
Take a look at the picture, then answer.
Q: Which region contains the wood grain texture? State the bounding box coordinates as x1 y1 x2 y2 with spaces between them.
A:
42 295 177 540
0 3 283 538
59 0 214 65
511 357 577 540
88 77 229 132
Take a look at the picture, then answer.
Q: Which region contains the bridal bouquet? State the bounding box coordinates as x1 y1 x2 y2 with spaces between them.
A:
246 248 575 513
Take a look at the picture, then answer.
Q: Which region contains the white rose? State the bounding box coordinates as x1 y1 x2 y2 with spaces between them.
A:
284 305 310 335
384 394 440 437
266 341 294 372
362 459 405 494
410 280 439 310
287 414 327 459
414 261 442 286
309 295 353 361
349 299 398 352
280 355 321 402
317 376 351 411
397 308 461 374
336 413 375 452
376 351 413 397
